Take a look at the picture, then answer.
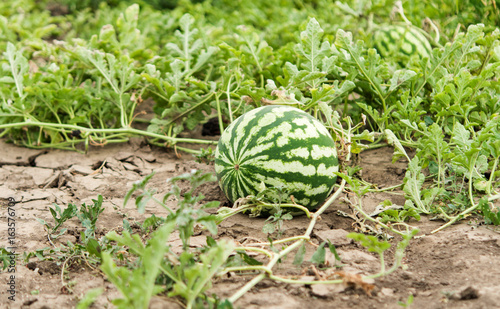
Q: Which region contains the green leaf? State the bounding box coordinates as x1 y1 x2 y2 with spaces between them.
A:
262 223 276 234
191 46 219 74
200 219 218 235
216 300 234 309
388 69 417 93
2 42 28 100
327 240 341 262
236 250 263 266
415 39 461 99
295 18 330 75
403 156 430 214
76 288 104 309
480 197 500 225
124 172 156 210
310 242 326 264
451 122 472 149
451 24 484 75
335 30 386 101
122 219 132 234
335 1 361 16
347 233 391 254
101 222 175 309
170 240 234 308
49 203 78 233
85 238 102 258
385 129 410 162
293 243 306 266
357 102 381 124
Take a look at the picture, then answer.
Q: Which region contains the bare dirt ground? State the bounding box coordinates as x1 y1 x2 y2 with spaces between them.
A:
1 140 500 309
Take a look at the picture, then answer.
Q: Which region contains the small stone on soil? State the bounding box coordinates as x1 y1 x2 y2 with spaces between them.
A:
379 287 395 297
315 229 351 246
70 164 94 176
310 283 346 297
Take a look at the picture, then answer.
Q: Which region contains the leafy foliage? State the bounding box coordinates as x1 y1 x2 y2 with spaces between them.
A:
119 169 233 308
102 222 176 309
4 0 500 307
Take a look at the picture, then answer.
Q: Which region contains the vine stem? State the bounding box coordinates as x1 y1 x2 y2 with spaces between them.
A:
243 235 310 247
228 178 347 304
0 121 217 146
431 158 478 234
486 156 499 195
215 203 311 223
215 93 225 135
234 247 273 258
349 194 408 238
268 275 343 285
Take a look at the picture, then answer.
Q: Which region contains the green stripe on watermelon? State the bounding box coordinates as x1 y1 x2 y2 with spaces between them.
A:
374 25 432 60
215 105 338 211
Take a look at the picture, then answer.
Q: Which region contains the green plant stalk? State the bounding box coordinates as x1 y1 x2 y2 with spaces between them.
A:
412 193 431 214
431 155 479 233
126 88 145 127
344 48 386 123
40 100 69 140
159 264 187 291
242 36 265 87
146 141 201 155
365 240 409 280
234 247 273 258
221 265 272 275
489 194 500 202
342 96 349 119
367 182 404 193
227 75 234 122
172 145 209 155
88 57 128 128
378 252 385 275
119 94 128 128
437 206 454 220
486 156 499 195
244 36 263 73
20 138 129 153
363 141 392 150
216 203 311 223
268 274 343 285
215 205 255 223
0 121 217 146
185 263 222 309
215 93 225 135
350 196 409 238
150 196 174 215
162 92 215 128
243 235 310 247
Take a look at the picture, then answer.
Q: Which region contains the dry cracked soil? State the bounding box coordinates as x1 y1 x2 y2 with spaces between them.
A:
1 139 500 309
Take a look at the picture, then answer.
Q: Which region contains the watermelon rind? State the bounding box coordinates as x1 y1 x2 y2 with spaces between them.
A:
374 24 433 60
214 105 339 211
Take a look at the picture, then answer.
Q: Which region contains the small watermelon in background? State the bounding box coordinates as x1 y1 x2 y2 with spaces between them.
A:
373 24 433 60
214 105 339 212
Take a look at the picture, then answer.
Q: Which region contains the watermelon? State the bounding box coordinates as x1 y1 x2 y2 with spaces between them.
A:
214 105 339 211
374 25 433 59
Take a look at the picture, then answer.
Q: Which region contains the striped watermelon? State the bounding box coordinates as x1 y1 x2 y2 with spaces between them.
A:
374 25 432 59
214 105 338 211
